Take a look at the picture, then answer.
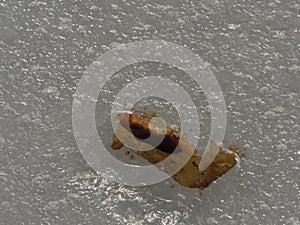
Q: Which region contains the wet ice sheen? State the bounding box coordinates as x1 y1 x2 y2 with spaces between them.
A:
1 0 299 224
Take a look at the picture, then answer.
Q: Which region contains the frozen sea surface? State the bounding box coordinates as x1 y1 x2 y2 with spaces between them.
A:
0 0 299 224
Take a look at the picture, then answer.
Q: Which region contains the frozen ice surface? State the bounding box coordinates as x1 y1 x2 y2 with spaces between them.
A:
0 0 299 224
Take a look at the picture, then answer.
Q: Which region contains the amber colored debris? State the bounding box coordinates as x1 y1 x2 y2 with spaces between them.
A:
111 110 244 195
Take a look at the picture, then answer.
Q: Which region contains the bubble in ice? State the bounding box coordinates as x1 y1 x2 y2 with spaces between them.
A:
42 86 59 95
77 25 86 33
85 46 94 54
0 135 5 144
292 124 300 130
169 74 177 80
204 105 211 112
264 111 277 118
227 24 240 30
0 201 10 209
109 42 124 49
206 217 218 224
259 202 271 211
277 143 287 151
233 72 253 79
43 199 67 213
244 143 252 149
228 101 236 109
272 106 285 113
19 114 32 123
58 18 72 31
259 86 270 95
